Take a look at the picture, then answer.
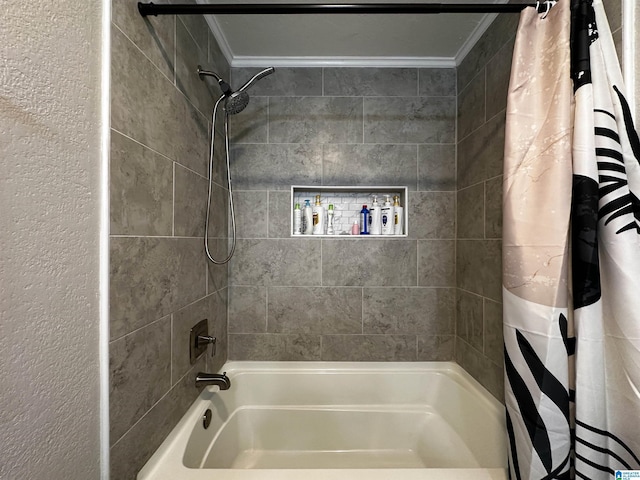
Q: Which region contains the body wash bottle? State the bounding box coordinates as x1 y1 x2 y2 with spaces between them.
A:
293 202 302 235
312 194 325 235
393 195 404 235
360 205 370 235
303 199 313 235
381 195 394 235
326 204 335 235
369 196 382 235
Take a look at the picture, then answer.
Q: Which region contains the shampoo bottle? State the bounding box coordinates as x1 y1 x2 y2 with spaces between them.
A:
369 196 382 235
360 205 370 235
312 194 325 235
303 199 313 235
393 195 404 235
293 203 302 235
381 195 394 235
326 204 335 235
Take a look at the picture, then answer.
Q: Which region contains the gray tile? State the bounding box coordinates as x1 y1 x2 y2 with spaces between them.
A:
321 335 417 361
205 182 229 239
418 68 457 97
175 18 214 116
230 144 322 190
457 184 484 239
207 288 229 374
110 356 205 479
174 164 208 237
417 335 455 361
418 240 455 287
112 0 175 80
485 37 514 120
178 12 209 50
364 97 455 144
363 287 454 335
322 239 417 286
110 131 173 236
109 316 171 443
417 144 456 192
485 176 503 239
228 286 267 333
323 144 418 190
456 290 483 351
111 26 209 177
603 0 622 32
228 333 321 360
270 97 363 144
268 287 362 334
230 239 321 286
269 191 293 238
323 68 417 96
456 239 484 296
229 96 269 144
457 12 518 92
457 71 486 140
408 192 455 239
457 110 506 189
484 240 502 303
232 67 322 96
456 339 504 402
172 294 224 383
110 237 206 339
234 191 268 238
484 298 504 365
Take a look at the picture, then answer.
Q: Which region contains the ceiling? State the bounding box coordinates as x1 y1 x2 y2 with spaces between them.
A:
201 0 514 67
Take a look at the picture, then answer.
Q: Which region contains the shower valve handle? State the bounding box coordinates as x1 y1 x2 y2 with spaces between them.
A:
197 335 217 356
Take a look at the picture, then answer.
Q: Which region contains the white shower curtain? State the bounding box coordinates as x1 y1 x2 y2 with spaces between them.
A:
503 0 640 478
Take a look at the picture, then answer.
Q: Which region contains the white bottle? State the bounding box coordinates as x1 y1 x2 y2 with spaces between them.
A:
326 204 335 235
293 203 302 235
312 195 325 235
381 195 394 235
369 195 382 235
393 195 404 235
303 199 313 235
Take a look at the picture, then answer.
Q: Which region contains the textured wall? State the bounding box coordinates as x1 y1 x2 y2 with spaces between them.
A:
226 67 457 361
108 2 229 478
455 13 519 401
0 1 103 479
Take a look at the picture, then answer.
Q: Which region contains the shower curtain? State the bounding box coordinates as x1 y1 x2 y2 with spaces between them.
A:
503 0 640 479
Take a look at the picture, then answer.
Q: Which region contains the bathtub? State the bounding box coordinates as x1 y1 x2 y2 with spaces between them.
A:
138 361 507 480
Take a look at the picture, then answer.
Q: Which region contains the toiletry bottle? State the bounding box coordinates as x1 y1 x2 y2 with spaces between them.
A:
293 202 302 235
381 195 394 235
360 205 370 234
352 221 360 235
303 199 313 235
393 195 404 235
326 204 335 235
312 194 325 235
369 196 382 235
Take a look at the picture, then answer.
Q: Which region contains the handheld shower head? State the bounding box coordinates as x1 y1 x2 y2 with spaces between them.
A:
197 65 275 115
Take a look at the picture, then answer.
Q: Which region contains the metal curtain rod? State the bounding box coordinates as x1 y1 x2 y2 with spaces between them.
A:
138 2 545 16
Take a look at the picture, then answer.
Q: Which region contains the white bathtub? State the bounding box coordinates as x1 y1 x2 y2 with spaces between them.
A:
138 361 507 480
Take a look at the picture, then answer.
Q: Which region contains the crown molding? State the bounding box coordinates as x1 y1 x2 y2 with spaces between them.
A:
229 56 457 68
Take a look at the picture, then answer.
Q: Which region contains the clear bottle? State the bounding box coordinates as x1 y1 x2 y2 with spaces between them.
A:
369 195 382 235
381 195 394 235
293 202 302 235
393 195 404 235
312 194 325 235
360 205 370 235
303 199 313 235
326 204 335 235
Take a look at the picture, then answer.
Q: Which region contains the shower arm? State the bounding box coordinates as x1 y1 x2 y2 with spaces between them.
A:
138 2 554 17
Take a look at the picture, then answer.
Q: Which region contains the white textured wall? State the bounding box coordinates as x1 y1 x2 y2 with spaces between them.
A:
1 2 104 479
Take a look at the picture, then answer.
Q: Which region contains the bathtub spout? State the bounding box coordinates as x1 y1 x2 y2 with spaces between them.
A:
195 372 231 390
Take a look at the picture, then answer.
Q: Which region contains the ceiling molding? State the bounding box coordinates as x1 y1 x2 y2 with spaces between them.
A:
229 56 457 68
454 12 499 65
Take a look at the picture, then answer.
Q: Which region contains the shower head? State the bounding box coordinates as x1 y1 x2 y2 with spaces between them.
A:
197 65 275 115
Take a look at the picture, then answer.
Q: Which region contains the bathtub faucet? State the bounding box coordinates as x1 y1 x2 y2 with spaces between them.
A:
195 371 231 390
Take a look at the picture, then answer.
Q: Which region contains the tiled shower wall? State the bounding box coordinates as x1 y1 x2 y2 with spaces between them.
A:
227 67 458 361
108 2 229 478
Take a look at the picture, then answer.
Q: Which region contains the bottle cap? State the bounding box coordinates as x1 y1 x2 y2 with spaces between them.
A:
295 203 300 209
315 194 321 205
328 204 334 210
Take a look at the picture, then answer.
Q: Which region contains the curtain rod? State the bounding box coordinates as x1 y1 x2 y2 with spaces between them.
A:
138 2 546 16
